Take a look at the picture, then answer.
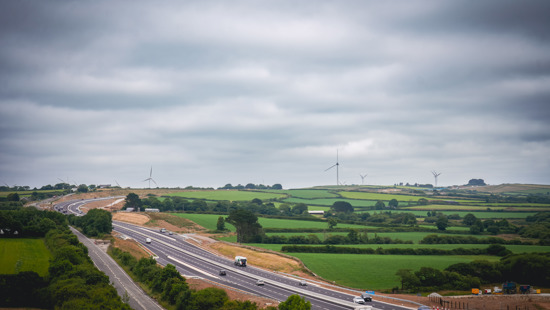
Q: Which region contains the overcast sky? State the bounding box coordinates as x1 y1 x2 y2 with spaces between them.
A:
1 1 549 190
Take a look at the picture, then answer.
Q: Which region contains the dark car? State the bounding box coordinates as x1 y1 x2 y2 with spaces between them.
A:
361 293 372 302
219 270 226 276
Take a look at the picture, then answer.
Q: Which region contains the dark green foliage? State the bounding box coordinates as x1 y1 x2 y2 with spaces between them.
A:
420 234 532 245
70 209 112 237
0 207 67 237
436 214 448 231
278 294 311 310
124 192 142 210
281 244 505 256
0 271 48 307
331 201 354 213
226 209 264 243
217 216 226 231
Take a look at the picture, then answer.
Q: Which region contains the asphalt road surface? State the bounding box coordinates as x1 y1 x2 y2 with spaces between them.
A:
70 226 163 310
57 197 414 310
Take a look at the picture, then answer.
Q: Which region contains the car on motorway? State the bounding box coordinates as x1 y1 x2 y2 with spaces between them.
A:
354 296 365 304
219 270 226 276
361 293 373 302
299 280 307 286
256 279 265 286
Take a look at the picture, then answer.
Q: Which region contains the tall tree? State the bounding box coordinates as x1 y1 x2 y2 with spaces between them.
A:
436 214 449 231
226 209 264 243
331 201 354 213
124 193 142 211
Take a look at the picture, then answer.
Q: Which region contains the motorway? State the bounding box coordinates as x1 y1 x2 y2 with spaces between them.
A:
70 226 163 310
57 197 414 310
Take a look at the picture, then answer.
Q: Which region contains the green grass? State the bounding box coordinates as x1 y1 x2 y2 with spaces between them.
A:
166 190 286 201
170 213 236 231
288 253 499 290
0 239 51 276
283 197 378 207
262 189 338 199
171 213 371 232
246 243 550 253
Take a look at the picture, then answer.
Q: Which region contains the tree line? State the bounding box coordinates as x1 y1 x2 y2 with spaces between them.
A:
396 252 550 292
0 227 130 309
109 247 310 310
281 244 512 256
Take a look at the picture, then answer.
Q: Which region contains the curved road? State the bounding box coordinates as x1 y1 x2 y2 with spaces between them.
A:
57 197 415 310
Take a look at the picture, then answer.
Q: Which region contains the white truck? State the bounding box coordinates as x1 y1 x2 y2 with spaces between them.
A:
145 238 151 244
234 256 247 267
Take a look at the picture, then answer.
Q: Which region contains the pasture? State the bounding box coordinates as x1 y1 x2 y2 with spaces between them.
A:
0 239 51 276
283 197 378 207
263 189 338 199
171 213 370 231
244 242 550 254
166 190 286 201
288 253 499 290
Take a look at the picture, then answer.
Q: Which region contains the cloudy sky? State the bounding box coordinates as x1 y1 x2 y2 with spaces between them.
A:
1 1 549 189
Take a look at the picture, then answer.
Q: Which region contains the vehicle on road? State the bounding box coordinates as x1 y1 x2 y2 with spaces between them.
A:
145 238 151 244
299 280 307 286
169 231 173 235
235 256 247 267
256 279 265 286
160 228 166 233
354 296 365 304
361 293 373 302
219 270 226 276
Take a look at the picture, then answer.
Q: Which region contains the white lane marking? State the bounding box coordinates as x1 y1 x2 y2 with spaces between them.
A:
167 255 218 279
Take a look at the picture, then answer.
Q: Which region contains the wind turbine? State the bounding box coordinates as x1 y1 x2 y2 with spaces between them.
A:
325 150 340 186
360 174 367 185
143 166 157 189
432 171 442 188
115 180 121 188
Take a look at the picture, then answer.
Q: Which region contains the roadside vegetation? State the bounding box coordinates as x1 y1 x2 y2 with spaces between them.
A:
115 181 550 292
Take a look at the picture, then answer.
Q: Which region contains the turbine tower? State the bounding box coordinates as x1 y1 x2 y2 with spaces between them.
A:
143 166 157 189
325 150 340 185
360 174 367 185
432 171 441 188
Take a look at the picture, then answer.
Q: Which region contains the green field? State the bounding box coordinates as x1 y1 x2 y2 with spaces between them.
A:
0 239 51 276
166 190 286 201
171 213 236 231
171 213 370 231
283 197 378 207
263 189 338 199
288 253 499 290
381 210 538 219
243 242 550 253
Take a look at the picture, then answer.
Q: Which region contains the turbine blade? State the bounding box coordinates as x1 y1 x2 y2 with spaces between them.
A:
325 164 337 171
151 179 158 186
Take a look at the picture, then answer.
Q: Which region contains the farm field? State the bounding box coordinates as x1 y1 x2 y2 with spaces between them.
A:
393 210 538 219
0 239 51 276
171 213 371 230
243 243 550 254
262 189 338 199
166 190 286 201
170 213 236 231
259 231 475 243
283 197 378 207
286 253 499 290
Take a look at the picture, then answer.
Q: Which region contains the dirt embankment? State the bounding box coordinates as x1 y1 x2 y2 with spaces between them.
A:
96 207 550 310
